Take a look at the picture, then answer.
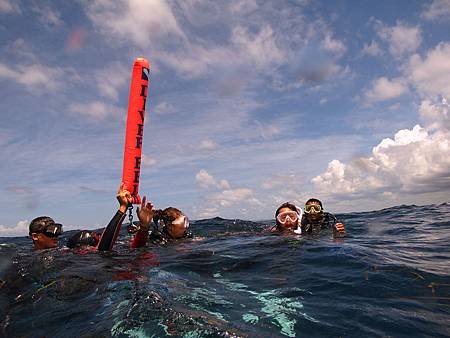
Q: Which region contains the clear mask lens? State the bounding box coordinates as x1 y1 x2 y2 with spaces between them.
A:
170 215 189 229
304 204 322 214
276 211 298 224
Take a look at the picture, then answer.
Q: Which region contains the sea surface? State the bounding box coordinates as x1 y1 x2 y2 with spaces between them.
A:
1 203 449 337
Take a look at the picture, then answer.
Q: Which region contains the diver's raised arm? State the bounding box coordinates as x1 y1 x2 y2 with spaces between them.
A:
97 184 131 251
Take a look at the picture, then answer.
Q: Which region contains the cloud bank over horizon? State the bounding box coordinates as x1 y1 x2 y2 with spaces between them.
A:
313 40 450 210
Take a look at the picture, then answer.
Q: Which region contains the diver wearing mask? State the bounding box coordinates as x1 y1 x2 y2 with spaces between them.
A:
271 202 303 234
66 230 100 249
301 198 346 236
128 201 193 247
29 216 63 250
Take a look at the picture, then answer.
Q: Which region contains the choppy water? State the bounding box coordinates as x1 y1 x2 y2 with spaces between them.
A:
1 203 449 337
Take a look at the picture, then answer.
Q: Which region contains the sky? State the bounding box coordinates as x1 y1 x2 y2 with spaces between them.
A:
0 0 449 236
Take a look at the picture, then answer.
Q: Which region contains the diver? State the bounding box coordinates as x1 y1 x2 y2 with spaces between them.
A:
28 184 134 251
301 198 346 236
269 202 303 234
128 197 193 247
113 184 192 247
95 183 137 250
29 216 63 250
29 215 116 251
66 230 100 250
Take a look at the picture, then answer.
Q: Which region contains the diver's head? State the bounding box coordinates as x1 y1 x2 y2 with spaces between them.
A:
155 207 189 239
66 230 100 249
304 198 323 221
29 216 63 250
275 202 302 231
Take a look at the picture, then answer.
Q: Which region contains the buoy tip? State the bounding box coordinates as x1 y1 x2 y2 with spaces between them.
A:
134 57 150 68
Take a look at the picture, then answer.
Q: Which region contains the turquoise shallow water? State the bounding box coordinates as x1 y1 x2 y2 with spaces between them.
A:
1 203 450 337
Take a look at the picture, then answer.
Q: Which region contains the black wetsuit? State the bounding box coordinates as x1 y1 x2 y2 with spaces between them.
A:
97 210 127 251
301 212 339 234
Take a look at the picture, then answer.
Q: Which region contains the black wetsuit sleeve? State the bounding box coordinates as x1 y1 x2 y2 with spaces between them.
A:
300 215 311 233
97 210 126 251
326 212 339 228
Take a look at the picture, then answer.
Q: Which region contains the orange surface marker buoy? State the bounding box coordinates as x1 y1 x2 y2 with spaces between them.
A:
121 57 150 204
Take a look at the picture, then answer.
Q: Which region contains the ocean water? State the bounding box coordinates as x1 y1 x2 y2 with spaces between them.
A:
1 203 449 337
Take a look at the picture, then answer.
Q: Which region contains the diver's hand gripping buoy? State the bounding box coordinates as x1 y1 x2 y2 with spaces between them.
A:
121 57 150 204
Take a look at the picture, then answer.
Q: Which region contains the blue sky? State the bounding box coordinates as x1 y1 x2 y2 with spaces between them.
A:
1 0 449 236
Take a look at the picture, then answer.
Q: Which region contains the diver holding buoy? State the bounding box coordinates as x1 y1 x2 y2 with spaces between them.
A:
27 58 153 252
118 186 193 248
130 205 193 247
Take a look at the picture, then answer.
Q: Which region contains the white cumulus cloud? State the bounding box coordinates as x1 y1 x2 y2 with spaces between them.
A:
82 1 286 79
0 63 68 93
154 101 176 115
141 154 157 167
376 21 422 57
198 139 218 151
68 101 123 121
321 33 346 57
159 24 286 79
84 0 186 46
362 40 383 57
407 42 450 98
194 170 261 217
364 77 408 103
210 188 259 208
0 220 29 237
32 4 64 28
229 0 258 15
96 62 129 102
419 98 450 131
314 67 450 205
313 124 450 198
421 0 450 21
230 25 286 70
196 169 230 190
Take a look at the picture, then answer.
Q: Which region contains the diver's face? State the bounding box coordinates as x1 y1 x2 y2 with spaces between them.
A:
305 201 323 221
277 207 298 229
164 215 189 239
32 233 58 249
166 224 187 239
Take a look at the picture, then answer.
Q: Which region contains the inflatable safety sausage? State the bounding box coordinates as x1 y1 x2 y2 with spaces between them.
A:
122 57 150 204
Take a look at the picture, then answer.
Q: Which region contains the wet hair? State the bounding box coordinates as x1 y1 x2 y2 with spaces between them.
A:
305 198 323 208
29 216 61 236
275 202 298 217
274 202 302 230
153 207 184 227
66 230 99 248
